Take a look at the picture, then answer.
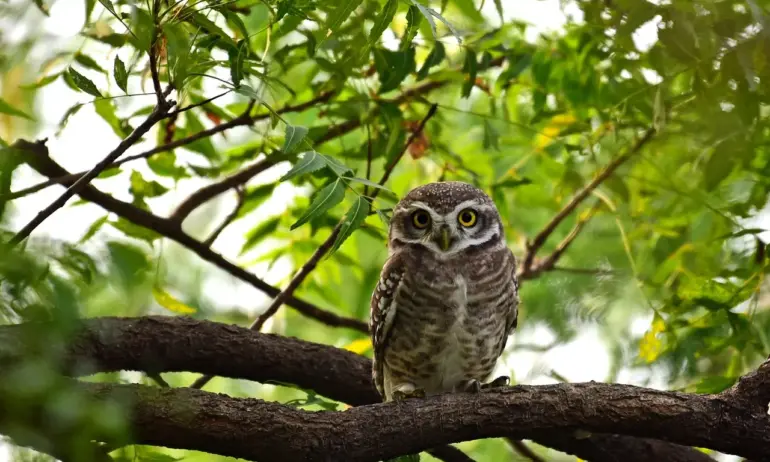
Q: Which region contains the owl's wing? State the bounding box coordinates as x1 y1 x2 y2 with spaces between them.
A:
369 253 405 400
499 249 520 352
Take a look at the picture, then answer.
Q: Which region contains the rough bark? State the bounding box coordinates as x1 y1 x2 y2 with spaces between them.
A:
0 316 760 461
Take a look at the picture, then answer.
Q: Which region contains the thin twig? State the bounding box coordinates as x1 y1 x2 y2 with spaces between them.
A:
148 29 165 104
167 89 233 117
203 187 245 246
171 158 278 223
507 439 546 462
519 201 602 280
371 103 438 201
19 144 368 333
190 221 345 390
520 127 656 275
3 92 336 202
364 123 373 197
7 102 173 247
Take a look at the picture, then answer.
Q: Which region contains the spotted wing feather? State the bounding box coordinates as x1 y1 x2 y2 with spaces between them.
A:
369 255 404 399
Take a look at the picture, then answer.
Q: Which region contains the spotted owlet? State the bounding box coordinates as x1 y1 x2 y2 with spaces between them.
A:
369 181 519 401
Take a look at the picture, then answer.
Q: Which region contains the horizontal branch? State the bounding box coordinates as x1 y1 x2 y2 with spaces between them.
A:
18 143 368 333
0 316 732 462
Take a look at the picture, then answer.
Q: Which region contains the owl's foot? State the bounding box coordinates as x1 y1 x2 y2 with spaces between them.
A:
461 376 510 393
461 379 482 393
391 383 426 401
482 375 510 389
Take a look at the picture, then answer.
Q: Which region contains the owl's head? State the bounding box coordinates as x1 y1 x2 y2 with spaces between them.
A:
388 181 504 256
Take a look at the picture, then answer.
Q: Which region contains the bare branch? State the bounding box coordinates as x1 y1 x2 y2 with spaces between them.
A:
519 202 602 280
18 144 368 333
7 102 173 247
372 103 438 201
0 316 747 461
520 128 656 275
203 187 246 246
170 158 278 223
168 90 232 117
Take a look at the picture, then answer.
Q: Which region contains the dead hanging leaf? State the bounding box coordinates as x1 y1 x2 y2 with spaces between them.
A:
163 111 178 144
474 77 491 94
403 120 430 159
205 111 222 126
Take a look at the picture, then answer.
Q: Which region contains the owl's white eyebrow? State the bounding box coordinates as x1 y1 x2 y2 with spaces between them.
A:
405 201 444 221
449 200 493 215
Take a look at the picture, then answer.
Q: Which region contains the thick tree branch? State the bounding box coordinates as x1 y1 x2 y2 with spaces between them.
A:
0 316 723 462
18 144 368 333
519 128 656 277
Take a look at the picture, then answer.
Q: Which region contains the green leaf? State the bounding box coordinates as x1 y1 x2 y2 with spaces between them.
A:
129 171 168 199
374 47 416 94
326 0 363 34
483 120 500 150
280 151 327 181
236 183 277 219
330 196 370 254
461 49 477 98
321 155 352 177
493 0 504 21
704 141 735 190
344 176 394 194
94 99 130 138
400 6 422 51
147 153 188 179
417 42 445 80
113 56 128 93
187 11 237 48
369 0 397 45
79 215 109 244
229 40 248 87
67 67 102 97
0 98 33 121
109 218 161 244
98 0 117 17
410 1 461 43
283 124 309 154
32 0 49 15
291 179 346 230
20 73 61 90
241 217 281 255
75 52 106 73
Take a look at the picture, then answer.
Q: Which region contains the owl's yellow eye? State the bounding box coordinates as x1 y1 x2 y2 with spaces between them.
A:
412 210 431 229
458 209 477 227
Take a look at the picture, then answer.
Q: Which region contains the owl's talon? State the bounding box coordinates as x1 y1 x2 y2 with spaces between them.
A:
482 375 510 389
392 385 426 400
461 379 482 393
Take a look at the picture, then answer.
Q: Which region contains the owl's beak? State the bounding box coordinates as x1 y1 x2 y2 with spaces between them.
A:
434 226 453 251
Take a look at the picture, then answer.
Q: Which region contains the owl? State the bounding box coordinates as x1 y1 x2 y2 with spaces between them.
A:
369 181 519 401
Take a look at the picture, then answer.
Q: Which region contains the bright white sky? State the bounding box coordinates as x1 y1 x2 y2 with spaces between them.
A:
3 0 740 460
